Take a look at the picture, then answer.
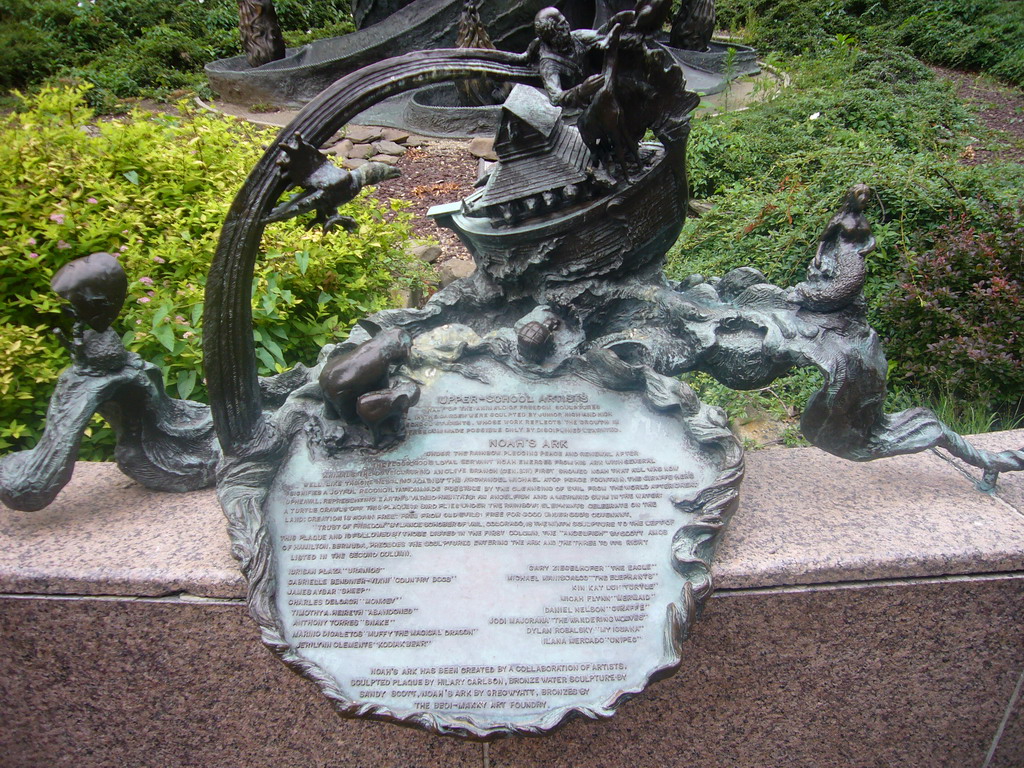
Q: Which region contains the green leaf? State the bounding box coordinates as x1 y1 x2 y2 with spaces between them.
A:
255 348 276 371
262 336 284 364
123 170 140 185
176 369 196 400
152 323 175 352
152 304 170 327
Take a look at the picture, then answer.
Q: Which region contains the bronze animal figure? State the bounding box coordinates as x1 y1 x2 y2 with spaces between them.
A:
319 327 413 419
264 136 401 233
356 380 421 446
578 23 638 181
517 316 560 362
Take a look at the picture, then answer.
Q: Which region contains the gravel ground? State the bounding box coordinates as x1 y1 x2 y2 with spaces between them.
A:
369 138 480 264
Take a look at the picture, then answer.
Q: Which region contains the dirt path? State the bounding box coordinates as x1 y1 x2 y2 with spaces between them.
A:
372 139 479 264
933 66 1024 165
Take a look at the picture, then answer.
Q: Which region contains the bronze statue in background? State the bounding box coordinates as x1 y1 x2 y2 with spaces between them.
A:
671 0 716 52
238 0 286 67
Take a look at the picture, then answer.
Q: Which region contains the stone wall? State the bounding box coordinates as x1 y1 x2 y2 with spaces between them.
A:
2 431 1022 767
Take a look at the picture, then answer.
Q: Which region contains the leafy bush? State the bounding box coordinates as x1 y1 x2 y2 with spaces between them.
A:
0 0 354 106
717 0 1024 86
880 203 1024 414
0 85 426 456
672 46 1022 292
668 45 1024 427
0 21 63 93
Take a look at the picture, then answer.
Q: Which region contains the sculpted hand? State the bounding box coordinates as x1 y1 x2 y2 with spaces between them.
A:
577 74 605 99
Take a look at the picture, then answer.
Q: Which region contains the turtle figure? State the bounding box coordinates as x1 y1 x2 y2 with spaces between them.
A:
517 316 560 363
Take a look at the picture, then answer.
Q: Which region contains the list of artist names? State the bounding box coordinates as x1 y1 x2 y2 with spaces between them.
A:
270 373 705 716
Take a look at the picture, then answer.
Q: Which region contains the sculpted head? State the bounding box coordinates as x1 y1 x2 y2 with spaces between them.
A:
376 326 413 362
845 183 872 212
535 7 572 51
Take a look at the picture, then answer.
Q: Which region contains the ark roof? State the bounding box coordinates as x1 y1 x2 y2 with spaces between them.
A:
473 85 593 211
497 84 560 143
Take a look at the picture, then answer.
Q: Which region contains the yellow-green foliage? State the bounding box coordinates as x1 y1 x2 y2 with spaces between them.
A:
0 85 425 456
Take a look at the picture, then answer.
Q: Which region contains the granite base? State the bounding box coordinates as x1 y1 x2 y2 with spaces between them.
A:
2 430 1022 767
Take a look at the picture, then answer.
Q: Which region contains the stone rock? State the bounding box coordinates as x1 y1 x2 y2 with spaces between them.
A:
347 143 375 159
389 288 418 308
372 140 407 156
369 154 400 165
438 258 476 287
688 199 714 217
343 158 369 170
468 136 497 161
345 125 383 143
324 139 354 157
404 135 427 148
409 244 442 264
380 128 410 143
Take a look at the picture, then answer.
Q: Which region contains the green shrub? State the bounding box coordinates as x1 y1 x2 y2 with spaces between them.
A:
669 46 1024 424
880 203 1024 415
0 21 63 91
1 0 354 106
0 323 70 453
717 0 1024 87
0 85 426 458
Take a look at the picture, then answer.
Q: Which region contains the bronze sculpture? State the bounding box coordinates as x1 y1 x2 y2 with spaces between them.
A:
237 0 286 68
263 135 401 233
3 0 1021 739
194 2 1021 737
671 0 716 52
0 254 218 511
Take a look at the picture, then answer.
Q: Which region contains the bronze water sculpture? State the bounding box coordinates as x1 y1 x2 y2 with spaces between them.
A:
237 0 286 68
196 2 1022 739
207 0 755 116
0 253 218 511
3 0 1022 740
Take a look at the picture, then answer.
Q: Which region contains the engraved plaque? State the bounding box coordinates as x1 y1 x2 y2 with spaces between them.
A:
245 353 742 737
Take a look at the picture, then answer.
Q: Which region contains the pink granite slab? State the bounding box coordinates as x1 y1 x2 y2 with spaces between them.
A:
488 575 1024 768
0 462 243 598
0 595 480 768
714 429 1024 590
2 431 1023 597
988 670 1024 768
3 576 1020 767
